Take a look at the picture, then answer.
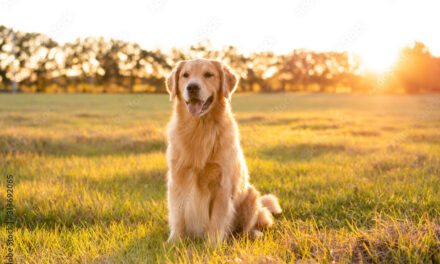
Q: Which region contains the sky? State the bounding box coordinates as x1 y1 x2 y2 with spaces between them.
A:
1 0 439 71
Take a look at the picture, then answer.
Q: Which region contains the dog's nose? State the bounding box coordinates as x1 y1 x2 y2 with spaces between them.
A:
186 82 200 95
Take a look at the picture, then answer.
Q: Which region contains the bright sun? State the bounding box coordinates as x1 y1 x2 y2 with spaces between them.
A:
360 47 400 72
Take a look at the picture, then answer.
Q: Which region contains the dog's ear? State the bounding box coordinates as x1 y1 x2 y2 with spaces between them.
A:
166 61 186 101
221 64 238 100
212 60 239 100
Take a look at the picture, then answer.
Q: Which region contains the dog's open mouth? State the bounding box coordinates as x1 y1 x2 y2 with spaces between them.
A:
186 95 214 116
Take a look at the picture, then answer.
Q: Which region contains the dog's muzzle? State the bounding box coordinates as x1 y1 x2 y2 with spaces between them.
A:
186 95 214 116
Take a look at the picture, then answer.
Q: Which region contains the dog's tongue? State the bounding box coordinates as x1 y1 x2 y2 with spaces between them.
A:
187 101 203 116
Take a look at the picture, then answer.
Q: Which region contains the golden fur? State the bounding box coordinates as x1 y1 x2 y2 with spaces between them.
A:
166 59 281 244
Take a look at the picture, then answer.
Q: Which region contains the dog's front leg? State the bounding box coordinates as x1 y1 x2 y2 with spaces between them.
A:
205 180 234 245
167 181 186 243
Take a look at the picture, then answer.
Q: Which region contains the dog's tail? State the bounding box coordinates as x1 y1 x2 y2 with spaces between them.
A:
260 194 282 214
256 194 282 229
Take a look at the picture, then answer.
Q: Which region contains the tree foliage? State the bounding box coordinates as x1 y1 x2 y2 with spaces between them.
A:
1 26 439 93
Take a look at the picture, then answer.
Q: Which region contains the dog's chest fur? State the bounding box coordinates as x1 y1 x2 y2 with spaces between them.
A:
167 115 233 235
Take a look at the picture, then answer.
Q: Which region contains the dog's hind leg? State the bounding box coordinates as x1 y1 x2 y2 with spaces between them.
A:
233 185 262 234
234 185 282 234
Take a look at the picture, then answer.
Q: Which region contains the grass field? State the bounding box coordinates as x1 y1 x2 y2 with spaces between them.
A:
1 93 440 263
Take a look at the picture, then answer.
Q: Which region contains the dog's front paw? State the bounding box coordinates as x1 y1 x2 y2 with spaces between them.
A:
166 233 179 244
205 231 226 246
250 229 264 239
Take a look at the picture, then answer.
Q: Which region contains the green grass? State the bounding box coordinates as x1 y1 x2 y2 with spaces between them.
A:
1 93 439 263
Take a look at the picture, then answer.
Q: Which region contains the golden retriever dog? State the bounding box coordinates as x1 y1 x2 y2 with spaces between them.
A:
166 59 281 244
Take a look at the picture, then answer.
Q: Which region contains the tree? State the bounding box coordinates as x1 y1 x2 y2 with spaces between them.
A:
1 25 440 94
394 42 440 93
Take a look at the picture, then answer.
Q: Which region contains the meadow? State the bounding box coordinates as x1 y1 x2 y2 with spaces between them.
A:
0 93 439 263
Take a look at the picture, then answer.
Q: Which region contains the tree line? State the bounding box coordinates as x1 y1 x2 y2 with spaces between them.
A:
1 25 439 93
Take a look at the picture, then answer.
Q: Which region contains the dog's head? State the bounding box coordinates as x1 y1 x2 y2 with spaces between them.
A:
166 59 238 117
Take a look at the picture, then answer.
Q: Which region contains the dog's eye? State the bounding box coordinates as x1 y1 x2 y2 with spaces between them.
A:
182 72 189 78
204 72 213 78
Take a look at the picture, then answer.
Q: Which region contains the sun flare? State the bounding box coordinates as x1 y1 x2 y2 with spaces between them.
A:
360 47 400 72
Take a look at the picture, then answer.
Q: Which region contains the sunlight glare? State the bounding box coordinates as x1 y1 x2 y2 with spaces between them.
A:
360 47 400 72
